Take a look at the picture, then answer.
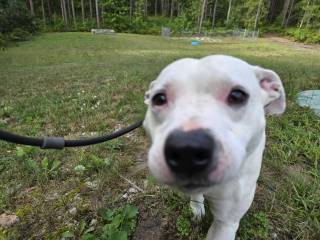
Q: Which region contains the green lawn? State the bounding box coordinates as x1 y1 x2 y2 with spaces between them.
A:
0 33 319 239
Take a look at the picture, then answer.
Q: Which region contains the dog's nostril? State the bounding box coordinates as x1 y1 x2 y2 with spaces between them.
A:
195 151 210 161
164 129 214 176
167 158 179 167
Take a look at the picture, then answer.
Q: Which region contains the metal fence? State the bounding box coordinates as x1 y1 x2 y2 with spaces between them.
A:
232 29 259 39
178 28 259 40
161 27 171 37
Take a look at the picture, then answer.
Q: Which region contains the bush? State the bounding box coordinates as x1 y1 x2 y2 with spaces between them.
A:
285 28 320 44
169 14 195 34
0 33 7 47
0 1 36 45
260 25 284 35
9 28 31 41
50 19 68 32
77 20 97 32
0 1 37 34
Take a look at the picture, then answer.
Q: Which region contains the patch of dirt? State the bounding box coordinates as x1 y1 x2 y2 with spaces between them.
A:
0 213 19 228
132 207 168 240
265 37 320 50
127 161 148 178
285 163 313 184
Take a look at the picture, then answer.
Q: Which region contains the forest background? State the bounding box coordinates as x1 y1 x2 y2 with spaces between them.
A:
1 0 320 46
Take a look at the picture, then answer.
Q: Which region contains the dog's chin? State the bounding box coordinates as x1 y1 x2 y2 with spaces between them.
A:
168 180 219 194
179 184 210 194
153 168 225 194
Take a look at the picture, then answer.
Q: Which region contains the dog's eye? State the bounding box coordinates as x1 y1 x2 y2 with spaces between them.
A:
152 93 167 106
227 89 249 106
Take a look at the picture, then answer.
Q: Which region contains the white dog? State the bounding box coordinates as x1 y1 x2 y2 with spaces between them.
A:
143 55 285 240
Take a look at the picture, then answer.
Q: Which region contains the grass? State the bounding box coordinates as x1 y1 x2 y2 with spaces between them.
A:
0 32 319 239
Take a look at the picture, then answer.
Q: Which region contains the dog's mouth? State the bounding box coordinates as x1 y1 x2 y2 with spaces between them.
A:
171 178 214 193
183 182 210 189
177 183 211 193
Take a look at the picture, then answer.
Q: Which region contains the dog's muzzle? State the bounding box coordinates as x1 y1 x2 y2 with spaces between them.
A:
164 129 217 178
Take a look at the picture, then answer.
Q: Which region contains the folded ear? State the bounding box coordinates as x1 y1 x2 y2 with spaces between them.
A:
144 80 156 105
254 66 286 115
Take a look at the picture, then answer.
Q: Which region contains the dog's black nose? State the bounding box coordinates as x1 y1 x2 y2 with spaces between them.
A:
164 129 214 176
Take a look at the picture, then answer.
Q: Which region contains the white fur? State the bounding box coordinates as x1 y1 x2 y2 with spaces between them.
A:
143 55 285 240
190 194 205 221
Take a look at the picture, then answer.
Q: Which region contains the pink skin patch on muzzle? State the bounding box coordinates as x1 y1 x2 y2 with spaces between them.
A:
182 121 205 132
208 151 230 182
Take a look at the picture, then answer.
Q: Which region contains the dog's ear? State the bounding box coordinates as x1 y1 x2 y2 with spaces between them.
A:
144 80 156 105
254 66 286 115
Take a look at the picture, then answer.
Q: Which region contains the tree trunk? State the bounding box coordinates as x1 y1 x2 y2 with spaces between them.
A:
305 1 314 28
285 0 294 27
60 0 65 22
130 0 134 21
41 0 46 25
267 0 283 23
197 0 201 28
61 0 68 25
177 1 181 16
67 0 72 22
170 0 174 19
155 0 158 16
281 0 291 27
164 0 167 16
53 10 57 24
299 0 310 29
226 0 232 25
47 0 52 18
65 0 69 24
145 0 148 16
71 0 77 28
89 0 93 19
29 0 35 16
254 0 263 32
64 0 69 24
198 0 206 34
81 0 85 24
101 3 105 26
161 0 165 16
212 0 218 29
66 0 70 19
95 0 100 28
203 0 208 20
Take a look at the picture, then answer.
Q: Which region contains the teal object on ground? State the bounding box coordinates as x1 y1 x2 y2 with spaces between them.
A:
296 90 320 116
191 40 201 46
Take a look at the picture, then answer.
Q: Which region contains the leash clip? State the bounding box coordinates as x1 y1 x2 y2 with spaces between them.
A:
41 137 65 149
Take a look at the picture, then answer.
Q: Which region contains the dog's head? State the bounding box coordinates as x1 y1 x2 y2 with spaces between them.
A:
144 55 285 193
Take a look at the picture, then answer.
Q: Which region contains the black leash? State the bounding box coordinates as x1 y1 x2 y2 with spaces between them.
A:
0 120 143 149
